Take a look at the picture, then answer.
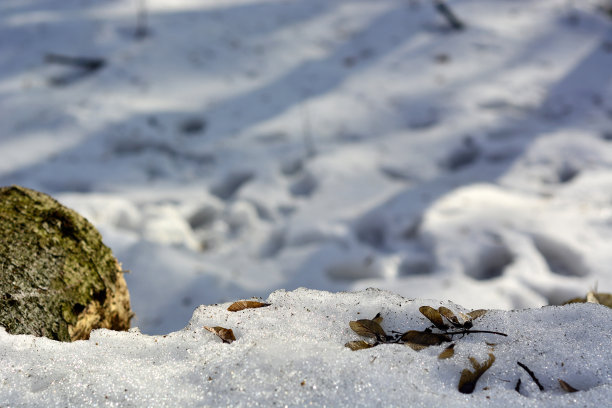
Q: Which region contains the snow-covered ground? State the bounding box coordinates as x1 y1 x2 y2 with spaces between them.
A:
1 0 612 405
1 288 611 407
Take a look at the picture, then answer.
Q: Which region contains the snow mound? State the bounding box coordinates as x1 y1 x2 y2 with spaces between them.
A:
1 288 610 407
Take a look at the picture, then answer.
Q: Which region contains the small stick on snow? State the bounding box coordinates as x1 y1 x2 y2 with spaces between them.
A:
517 361 544 391
433 0 465 30
514 378 522 393
446 329 508 337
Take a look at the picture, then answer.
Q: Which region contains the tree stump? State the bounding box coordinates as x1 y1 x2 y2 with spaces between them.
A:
0 185 132 341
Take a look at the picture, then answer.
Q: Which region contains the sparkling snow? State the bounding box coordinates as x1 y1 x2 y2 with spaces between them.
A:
1 0 611 406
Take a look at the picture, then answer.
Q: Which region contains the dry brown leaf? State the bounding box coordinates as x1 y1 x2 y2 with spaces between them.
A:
227 300 270 312
349 319 386 341
458 353 495 394
204 326 236 344
438 343 455 359
558 379 579 393
401 330 450 348
419 306 448 330
467 309 488 320
345 340 374 351
458 311 474 329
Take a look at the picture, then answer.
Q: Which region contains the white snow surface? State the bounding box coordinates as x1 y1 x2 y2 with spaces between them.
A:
1 0 612 405
1 288 611 407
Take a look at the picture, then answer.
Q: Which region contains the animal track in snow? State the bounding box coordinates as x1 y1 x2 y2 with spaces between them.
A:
465 241 515 281
289 172 318 197
178 117 206 135
279 158 304 176
188 205 219 230
259 229 286 258
210 170 254 200
441 137 481 171
531 233 589 277
379 165 413 182
556 162 580 184
397 256 432 276
354 213 387 250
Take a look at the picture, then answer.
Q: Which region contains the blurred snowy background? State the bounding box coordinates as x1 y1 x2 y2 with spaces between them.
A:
1 0 612 334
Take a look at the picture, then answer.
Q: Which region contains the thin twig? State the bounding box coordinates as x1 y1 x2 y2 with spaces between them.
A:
433 0 465 30
517 361 544 391
445 329 508 337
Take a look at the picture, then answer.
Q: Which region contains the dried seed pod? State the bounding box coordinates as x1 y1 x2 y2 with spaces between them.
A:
419 306 448 330
349 319 386 341
345 340 374 351
405 343 428 351
401 330 450 348
438 343 455 359
558 379 579 393
203 326 236 344
372 313 383 325
458 311 470 321
227 300 270 312
438 306 461 327
467 309 488 320
458 353 495 394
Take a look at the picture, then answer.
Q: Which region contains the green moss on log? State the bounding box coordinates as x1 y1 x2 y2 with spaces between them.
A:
0 185 132 341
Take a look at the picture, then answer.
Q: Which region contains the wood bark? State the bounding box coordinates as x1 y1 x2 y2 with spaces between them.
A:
0 186 132 341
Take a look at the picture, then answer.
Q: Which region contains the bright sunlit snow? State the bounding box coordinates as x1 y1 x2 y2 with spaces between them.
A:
1 288 611 407
1 0 611 406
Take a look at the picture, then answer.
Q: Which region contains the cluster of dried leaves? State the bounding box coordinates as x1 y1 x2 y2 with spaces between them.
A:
345 304 587 395
345 306 500 352
346 305 506 394
204 297 589 395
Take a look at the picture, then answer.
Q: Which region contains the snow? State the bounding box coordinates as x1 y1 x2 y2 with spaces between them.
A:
1 288 611 407
1 0 612 405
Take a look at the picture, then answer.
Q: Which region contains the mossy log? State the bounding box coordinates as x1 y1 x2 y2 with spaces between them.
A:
0 186 132 341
